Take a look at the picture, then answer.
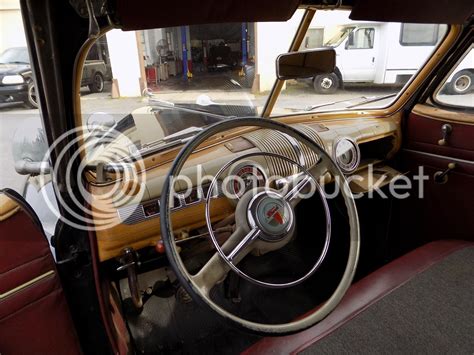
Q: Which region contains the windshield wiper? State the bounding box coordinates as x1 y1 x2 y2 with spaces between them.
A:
136 126 203 155
304 97 358 111
148 97 230 121
302 93 398 112
345 93 398 109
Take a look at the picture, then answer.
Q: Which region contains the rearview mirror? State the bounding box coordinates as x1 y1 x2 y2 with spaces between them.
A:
276 48 336 80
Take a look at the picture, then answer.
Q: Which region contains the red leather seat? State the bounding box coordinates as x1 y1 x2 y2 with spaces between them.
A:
0 189 82 355
244 240 473 355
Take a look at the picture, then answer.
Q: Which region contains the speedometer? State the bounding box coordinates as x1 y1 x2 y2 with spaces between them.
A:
229 162 266 198
333 137 360 174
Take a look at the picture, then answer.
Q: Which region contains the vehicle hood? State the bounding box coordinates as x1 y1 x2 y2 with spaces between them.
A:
0 63 30 76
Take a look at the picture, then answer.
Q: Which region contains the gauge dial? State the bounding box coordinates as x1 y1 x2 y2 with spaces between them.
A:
333 138 360 174
230 162 266 198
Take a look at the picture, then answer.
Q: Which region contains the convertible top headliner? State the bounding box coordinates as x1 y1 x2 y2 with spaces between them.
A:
108 0 473 30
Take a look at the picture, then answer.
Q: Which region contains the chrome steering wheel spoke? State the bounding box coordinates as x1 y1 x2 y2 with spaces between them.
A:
226 227 261 263
192 226 260 296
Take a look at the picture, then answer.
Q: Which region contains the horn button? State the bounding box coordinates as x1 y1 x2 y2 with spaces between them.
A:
248 191 294 242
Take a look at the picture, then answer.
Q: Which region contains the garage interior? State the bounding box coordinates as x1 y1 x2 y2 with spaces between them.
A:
141 23 256 91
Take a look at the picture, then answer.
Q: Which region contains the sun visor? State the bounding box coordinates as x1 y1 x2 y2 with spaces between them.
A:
110 0 301 30
350 0 474 24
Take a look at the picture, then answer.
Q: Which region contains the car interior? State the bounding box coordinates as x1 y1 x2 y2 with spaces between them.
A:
0 0 473 354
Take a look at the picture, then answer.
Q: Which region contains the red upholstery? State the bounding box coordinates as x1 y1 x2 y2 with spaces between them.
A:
405 112 474 161
0 193 82 355
244 240 473 355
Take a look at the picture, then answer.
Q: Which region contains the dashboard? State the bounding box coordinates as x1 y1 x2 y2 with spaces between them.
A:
89 115 401 261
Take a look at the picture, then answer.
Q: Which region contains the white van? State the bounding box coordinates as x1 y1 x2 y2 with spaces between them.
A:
310 22 447 93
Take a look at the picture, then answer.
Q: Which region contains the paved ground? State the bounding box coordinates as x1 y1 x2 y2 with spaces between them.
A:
1 80 472 194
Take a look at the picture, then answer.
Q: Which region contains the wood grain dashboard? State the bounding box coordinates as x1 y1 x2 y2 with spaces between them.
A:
90 114 401 261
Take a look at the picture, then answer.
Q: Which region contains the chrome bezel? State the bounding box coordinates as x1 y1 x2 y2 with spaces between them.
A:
332 137 360 174
228 160 268 199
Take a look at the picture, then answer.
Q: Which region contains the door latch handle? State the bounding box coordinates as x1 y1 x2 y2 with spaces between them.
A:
438 124 452 146
434 162 456 184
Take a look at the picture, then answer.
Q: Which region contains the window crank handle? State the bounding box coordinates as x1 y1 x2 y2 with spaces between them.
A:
434 162 456 184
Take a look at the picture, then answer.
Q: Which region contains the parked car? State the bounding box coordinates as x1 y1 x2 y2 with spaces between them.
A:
81 60 109 93
0 47 110 108
309 22 448 93
208 42 236 71
0 47 37 108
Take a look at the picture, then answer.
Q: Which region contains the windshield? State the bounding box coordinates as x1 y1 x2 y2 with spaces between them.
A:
272 11 447 116
0 47 29 64
78 9 447 163
324 25 355 47
79 12 303 162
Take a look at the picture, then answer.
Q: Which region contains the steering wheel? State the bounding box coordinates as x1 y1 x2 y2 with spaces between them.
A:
160 118 360 334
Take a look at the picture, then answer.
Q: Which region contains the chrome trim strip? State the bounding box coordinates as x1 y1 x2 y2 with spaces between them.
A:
402 149 474 165
116 183 224 225
0 270 55 300
279 132 306 168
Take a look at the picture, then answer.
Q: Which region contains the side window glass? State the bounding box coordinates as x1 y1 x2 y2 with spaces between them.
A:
434 47 474 109
400 24 440 46
346 28 374 49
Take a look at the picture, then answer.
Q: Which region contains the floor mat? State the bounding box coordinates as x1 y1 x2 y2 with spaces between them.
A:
302 247 474 354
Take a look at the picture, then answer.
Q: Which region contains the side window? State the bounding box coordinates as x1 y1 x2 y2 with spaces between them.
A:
346 28 374 49
400 24 439 46
434 47 474 109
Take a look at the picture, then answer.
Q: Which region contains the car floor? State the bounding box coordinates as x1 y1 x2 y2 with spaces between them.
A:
124 244 346 354
122 194 389 353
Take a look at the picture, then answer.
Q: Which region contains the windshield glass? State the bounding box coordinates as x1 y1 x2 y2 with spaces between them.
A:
78 9 448 163
79 12 303 162
272 10 447 116
0 47 29 64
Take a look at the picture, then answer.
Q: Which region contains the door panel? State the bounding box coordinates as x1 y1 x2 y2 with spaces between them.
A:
398 104 474 246
0 189 82 355
405 110 474 160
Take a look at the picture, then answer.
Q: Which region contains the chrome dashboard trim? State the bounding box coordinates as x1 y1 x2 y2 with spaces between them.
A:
116 183 223 225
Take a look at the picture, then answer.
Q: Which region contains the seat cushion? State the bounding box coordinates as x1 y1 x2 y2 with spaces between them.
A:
244 240 473 355
0 189 82 355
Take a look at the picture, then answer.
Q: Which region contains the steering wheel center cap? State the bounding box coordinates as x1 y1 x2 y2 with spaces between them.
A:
249 192 294 241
